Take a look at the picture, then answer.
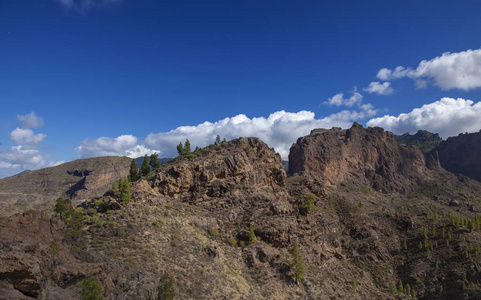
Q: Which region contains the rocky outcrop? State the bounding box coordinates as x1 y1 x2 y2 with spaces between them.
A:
0 211 116 299
436 130 481 182
288 123 429 193
152 137 287 204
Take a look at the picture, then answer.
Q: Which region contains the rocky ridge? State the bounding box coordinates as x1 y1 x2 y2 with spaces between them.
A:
2 125 481 299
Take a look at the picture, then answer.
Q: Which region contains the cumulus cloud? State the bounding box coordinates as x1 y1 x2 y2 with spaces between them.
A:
56 0 121 11
376 48 481 91
325 92 363 107
8 128 46 146
144 110 375 159
0 146 59 171
16 112 44 129
75 135 158 158
363 81 393 95
367 97 481 138
0 112 62 178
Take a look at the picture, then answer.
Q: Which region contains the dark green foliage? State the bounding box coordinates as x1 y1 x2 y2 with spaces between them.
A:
79 274 105 300
301 193 316 213
291 242 306 284
177 142 184 156
398 281 403 294
248 224 256 243
118 178 132 204
54 197 72 219
150 152 161 170
184 139 191 154
128 159 140 182
141 154 150 176
158 271 176 300
215 134 221 144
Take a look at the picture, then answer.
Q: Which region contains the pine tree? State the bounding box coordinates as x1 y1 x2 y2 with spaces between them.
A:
119 178 132 204
128 159 140 182
177 142 184 156
291 242 306 284
54 198 72 219
150 152 161 170
184 139 191 154
158 271 176 300
215 135 221 144
141 154 150 176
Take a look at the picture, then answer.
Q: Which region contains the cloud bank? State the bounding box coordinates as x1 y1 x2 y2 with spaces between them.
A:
367 97 481 138
76 109 379 160
75 135 158 158
376 48 481 91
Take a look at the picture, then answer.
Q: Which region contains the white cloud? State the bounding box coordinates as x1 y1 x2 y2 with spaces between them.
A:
75 135 158 158
0 146 58 171
16 112 44 129
144 110 376 159
325 92 363 107
363 81 393 95
0 113 61 178
376 48 481 91
8 128 46 146
367 97 481 138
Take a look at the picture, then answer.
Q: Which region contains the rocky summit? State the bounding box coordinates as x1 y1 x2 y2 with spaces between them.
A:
2 124 481 299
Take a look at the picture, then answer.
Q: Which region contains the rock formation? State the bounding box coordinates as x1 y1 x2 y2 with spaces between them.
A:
436 130 481 182
288 123 429 193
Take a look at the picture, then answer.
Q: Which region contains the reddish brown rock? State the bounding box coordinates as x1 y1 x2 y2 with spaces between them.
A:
152 137 287 202
288 123 429 193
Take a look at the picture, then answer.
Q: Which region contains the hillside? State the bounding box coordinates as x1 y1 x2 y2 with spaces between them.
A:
0 156 131 217
2 125 481 299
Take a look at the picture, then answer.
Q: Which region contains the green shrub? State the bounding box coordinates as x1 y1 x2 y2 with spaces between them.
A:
228 236 237 246
79 274 105 300
209 229 220 237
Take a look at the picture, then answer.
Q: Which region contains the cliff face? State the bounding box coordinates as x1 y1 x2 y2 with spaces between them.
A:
288 123 428 193
152 137 286 205
436 130 481 182
0 156 131 217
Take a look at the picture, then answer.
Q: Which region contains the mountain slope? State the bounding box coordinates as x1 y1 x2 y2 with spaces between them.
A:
0 156 131 217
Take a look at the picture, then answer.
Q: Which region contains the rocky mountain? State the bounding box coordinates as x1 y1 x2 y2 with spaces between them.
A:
0 156 131 217
2 124 481 300
436 130 481 182
288 123 428 193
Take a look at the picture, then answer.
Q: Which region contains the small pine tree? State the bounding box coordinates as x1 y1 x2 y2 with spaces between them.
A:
128 159 140 182
119 178 132 204
248 224 256 243
54 198 72 219
215 135 221 144
291 242 306 284
111 181 118 192
177 142 184 156
398 281 403 294
158 271 176 300
150 152 161 170
184 139 191 154
79 274 105 300
140 154 150 176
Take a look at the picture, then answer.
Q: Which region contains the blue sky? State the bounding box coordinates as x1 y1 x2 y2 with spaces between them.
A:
1 0 481 177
